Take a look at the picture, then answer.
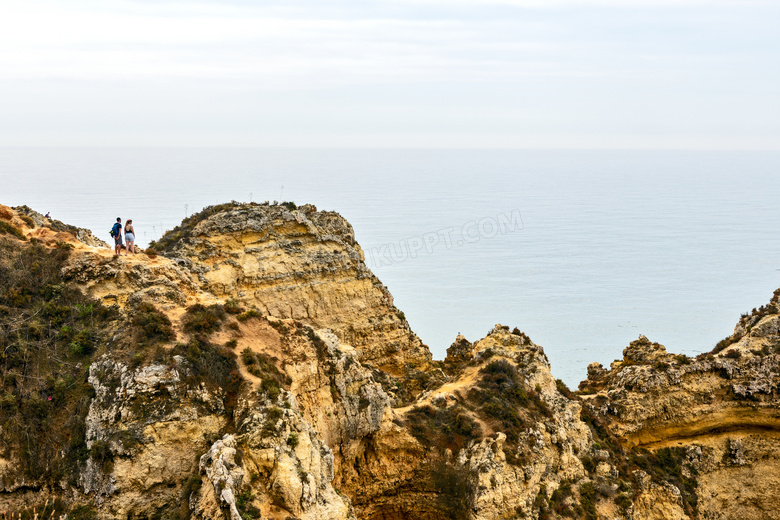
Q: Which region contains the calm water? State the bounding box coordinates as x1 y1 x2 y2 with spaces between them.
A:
2 148 779 387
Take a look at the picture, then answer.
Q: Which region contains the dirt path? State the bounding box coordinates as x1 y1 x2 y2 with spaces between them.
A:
394 364 481 414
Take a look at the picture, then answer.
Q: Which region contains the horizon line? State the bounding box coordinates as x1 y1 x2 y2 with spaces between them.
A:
2 145 780 152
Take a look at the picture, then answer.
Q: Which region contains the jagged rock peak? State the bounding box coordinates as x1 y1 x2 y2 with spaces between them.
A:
622 334 669 364
445 334 473 363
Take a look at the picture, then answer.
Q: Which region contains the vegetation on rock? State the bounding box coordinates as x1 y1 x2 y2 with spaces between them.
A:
0 238 114 486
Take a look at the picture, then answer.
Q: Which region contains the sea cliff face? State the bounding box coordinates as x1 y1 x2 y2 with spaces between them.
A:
1 202 779 520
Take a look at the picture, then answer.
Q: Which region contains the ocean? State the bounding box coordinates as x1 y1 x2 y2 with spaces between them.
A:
2 148 779 388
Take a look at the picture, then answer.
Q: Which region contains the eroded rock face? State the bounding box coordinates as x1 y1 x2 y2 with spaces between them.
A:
198 435 245 520
80 357 227 517
228 392 353 520
157 203 431 375
462 327 591 519
329 325 595 520
578 293 780 520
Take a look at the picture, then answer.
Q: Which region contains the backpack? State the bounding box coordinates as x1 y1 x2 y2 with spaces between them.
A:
110 223 121 238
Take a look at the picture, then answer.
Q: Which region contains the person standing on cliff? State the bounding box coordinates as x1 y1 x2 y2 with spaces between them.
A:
124 219 136 255
111 217 124 256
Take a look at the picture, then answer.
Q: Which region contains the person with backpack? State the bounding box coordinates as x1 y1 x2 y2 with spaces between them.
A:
110 217 124 256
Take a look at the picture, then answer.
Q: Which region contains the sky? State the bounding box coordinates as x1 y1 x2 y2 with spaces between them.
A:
1 0 779 149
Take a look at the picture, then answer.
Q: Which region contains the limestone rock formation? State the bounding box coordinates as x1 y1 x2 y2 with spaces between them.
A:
2 201 780 520
153 202 431 377
579 289 780 519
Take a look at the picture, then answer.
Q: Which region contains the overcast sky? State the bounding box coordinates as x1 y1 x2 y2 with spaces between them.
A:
1 0 778 148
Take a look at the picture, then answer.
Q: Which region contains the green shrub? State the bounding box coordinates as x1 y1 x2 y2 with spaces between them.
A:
269 319 289 334
405 405 481 452
580 455 596 474
468 359 551 446
183 303 226 335
712 335 735 354
133 302 176 346
237 309 260 322
614 492 632 512
674 354 691 365
75 303 94 319
0 220 26 240
511 327 531 343
261 407 284 437
261 377 281 400
90 439 114 471
19 214 35 228
579 482 598 520
241 347 290 400
556 378 577 399
70 339 94 357
236 487 262 520
550 481 579 517
534 485 551 520
224 299 244 314
170 336 242 412
241 347 257 365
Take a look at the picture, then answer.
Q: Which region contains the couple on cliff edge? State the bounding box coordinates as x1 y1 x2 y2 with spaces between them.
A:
110 217 136 256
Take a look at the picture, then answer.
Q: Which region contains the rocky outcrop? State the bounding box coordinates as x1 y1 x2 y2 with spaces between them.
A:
331 325 594 520
78 356 228 517
579 334 780 446
578 295 780 520
9 204 109 247
227 391 353 520
154 203 431 376
445 334 474 363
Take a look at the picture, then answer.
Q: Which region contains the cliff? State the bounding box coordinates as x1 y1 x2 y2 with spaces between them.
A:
1 201 779 520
